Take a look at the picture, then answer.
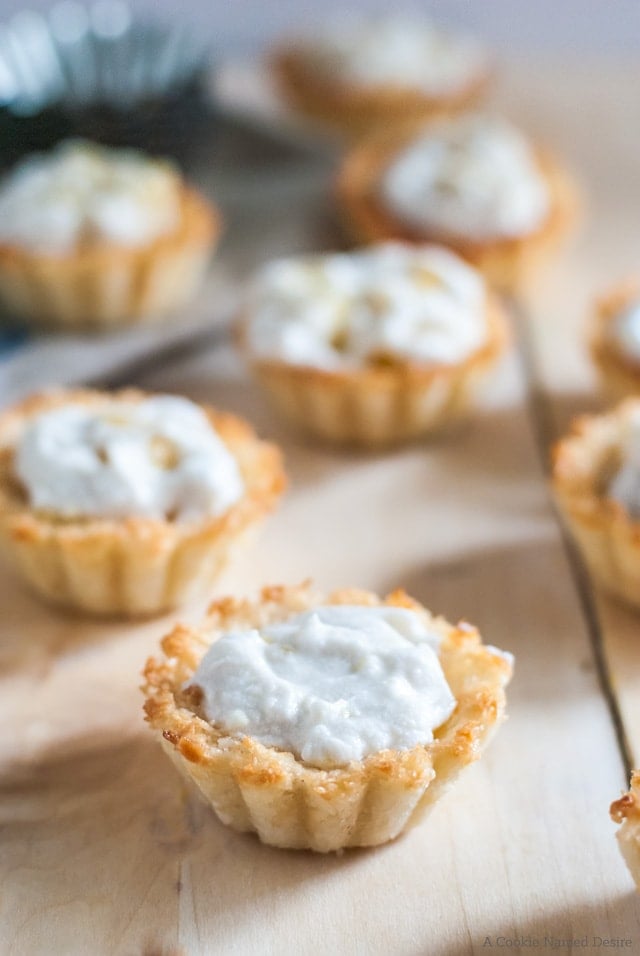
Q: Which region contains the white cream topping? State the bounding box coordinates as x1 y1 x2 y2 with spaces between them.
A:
188 604 457 768
609 407 640 518
380 115 550 240
300 16 487 96
0 140 181 254
610 301 640 362
15 396 244 522
245 242 488 370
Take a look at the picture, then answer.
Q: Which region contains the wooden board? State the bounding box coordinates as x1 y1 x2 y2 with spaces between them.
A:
2 57 640 956
499 58 640 770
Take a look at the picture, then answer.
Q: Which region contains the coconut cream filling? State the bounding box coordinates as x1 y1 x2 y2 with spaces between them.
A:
0 140 182 254
187 604 458 768
245 242 489 370
15 395 244 522
299 16 487 96
379 115 550 240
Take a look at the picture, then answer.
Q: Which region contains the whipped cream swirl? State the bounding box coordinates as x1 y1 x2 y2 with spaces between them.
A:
15 395 244 522
245 243 489 370
188 604 457 767
300 16 487 96
380 115 550 240
0 140 181 254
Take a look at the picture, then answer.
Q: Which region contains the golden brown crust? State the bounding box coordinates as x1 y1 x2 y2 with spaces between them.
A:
611 771 640 890
242 290 509 446
0 187 221 329
143 582 512 852
0 388 286 616
271 47 491 137
551 399 640 608
591 281 640 399
335 127 578 291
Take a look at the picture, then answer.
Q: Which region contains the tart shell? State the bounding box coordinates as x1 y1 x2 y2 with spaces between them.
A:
591 281 640 399
611 772 640 890
243 293 509 447
271 47 491 138
552 400 640 609
336 128 578 292
0 187 220 331
0 389 285 617
143 583 513 853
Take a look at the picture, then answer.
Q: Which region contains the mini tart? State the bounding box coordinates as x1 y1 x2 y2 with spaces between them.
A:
242 294 509 447
336 127 578 292
591 281 640 398
271 47 490 138
611 772 640 890
143 583 512 853
0 389 285 617
551 400 640 608
0 186 220 331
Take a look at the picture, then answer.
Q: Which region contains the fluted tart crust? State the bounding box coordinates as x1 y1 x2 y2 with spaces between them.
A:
0 389 285 617
0 186 220 330
143 582 512 852
336 129 578 292
611 772 640 890
591 281 640 399
552 400 640 608
271 48 491 137
243 294 509 447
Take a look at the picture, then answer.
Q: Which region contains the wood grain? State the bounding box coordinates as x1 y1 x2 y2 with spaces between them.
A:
500 60 640 771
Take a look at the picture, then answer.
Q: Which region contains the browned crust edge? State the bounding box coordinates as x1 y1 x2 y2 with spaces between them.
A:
550 400 640 535
591 281 640 398
550 399 640 607
611 771 640 890
611 772 640 825
142 582 512 847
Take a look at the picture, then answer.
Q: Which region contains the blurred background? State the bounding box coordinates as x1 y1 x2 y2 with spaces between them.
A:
1 0 640 56
0 0 637 395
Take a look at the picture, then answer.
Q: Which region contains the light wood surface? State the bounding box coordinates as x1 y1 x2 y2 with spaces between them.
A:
2 59 640 956
501 60 640 770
